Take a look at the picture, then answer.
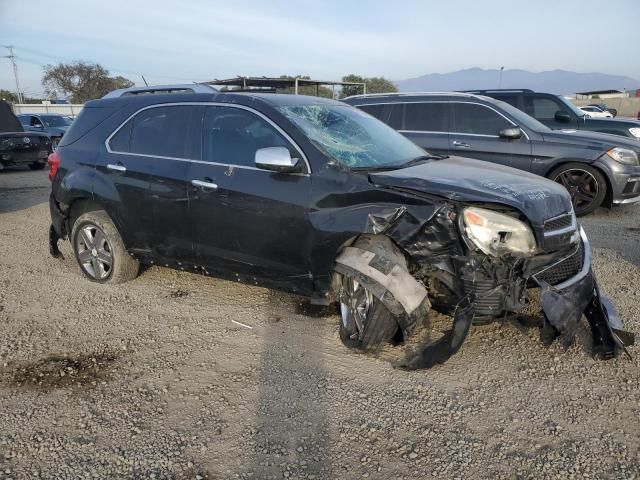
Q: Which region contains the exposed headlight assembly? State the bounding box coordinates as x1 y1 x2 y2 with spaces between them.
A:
628 128 640 139
462 207 536 257
607 147 639 165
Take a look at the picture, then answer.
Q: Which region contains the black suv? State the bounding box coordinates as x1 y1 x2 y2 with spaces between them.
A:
48 85 630 366
344 92 640 215
467 90 639 139
0 100 52 171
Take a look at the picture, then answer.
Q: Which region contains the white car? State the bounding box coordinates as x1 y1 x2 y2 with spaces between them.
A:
578 106 613 118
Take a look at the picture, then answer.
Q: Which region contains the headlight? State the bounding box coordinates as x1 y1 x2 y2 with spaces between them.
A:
628 128 640 139
607 147 638 165
462 207 536 257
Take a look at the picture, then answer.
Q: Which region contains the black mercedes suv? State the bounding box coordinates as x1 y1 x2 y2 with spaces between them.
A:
344 92 640 216
48 84 630 367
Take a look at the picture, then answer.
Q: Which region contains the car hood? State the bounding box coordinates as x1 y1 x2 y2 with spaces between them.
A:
543 127 640 151
369 156 572 225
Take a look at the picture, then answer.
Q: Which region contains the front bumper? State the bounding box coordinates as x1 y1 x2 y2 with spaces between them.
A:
597 158 640 204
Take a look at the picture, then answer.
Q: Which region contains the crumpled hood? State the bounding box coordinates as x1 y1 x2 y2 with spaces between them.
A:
369 156 573 225
542 129 640 152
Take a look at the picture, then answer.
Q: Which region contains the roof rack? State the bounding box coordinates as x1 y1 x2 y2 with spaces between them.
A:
102 84 217 99
343 91 477 100
461 89 534 94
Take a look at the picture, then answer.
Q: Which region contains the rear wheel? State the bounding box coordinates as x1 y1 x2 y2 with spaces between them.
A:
71 210 139 284
549 163 607 216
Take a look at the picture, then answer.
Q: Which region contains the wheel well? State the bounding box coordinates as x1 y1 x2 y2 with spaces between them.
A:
545 162 613 208
67 198 105 233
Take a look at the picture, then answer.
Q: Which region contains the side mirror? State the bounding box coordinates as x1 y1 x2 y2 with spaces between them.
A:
255 147 301 173
499 127 522 140
554 111 572 123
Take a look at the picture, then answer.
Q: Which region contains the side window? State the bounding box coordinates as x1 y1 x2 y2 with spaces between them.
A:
202 107 294 168
18 116 29 127
358 104 384 120
452 103 511 135
31 116 43 127
109 119 132 152
125 106 200 159
404 102 449 132
526 97 563 120
492 95 519 108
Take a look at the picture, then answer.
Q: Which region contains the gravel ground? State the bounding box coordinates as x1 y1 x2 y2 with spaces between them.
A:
1 168 639 480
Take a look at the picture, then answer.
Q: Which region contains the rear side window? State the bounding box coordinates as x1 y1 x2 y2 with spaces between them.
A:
491 94 519 108
404 102 449 132
18 116 30 127
202 106 293 168
358 104 385 120
525 97 563 120
452 103 512 135
111 105 201 159
387 104 403 129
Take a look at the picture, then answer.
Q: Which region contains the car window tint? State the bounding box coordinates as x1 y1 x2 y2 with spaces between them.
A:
109 119 133 152
128 106 199 158
492 95 519 108
527 97 563 119
202 106 292 168
31 117 42 126
452 103 511 135
358 104 384 120
404 102 449 132
18 116 29 127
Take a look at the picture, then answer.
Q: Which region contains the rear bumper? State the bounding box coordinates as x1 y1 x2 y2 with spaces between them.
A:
0 150 49 165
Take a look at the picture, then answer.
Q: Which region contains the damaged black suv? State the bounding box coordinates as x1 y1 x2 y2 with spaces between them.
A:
48 85 632 368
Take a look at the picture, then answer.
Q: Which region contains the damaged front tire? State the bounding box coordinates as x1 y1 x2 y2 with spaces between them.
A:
338 276 398 351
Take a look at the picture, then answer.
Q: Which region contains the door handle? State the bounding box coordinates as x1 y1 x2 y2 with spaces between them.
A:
107 163 127 172
452 140 470 148
191 179 218 190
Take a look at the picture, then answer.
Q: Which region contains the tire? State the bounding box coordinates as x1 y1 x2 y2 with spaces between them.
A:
548 163 607 216
70 210 139 284
337 236 403 351
29 162 45 170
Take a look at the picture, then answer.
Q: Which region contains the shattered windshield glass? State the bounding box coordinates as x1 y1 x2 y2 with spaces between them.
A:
277 104 426 169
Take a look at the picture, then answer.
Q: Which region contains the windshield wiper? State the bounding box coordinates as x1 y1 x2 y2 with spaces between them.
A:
399 154 448 168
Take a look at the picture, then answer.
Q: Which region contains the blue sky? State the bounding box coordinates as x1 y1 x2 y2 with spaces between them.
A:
1 0 639 97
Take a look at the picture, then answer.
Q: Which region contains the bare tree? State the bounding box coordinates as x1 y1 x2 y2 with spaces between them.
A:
42 62 134 103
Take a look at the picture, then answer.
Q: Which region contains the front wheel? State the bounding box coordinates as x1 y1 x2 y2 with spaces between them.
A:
71 210 139 284
549 163 607 216
338 276 399 351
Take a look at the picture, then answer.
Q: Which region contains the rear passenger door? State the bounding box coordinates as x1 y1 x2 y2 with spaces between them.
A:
188 105 312 291
102 104 202 262
397 102 450 155
450 102 533 170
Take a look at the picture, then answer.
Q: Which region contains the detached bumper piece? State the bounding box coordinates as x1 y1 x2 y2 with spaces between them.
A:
49 224 63 259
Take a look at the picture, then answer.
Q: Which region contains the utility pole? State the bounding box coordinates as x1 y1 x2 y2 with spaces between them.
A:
3 46 24 104
498 66 505 89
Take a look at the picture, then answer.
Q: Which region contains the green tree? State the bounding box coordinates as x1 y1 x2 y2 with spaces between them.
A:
340 74 397 98
42 62 134 103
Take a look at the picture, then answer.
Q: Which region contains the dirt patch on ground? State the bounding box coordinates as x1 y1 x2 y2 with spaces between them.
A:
3 351 118 390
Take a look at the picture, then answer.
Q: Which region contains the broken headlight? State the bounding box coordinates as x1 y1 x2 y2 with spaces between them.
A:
462 207 536 257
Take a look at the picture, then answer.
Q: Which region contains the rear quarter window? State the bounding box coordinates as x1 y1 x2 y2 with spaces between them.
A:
58 107 115 147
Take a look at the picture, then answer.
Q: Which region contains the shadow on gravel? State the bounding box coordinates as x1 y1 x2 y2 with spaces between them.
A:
2 351 118 390
248 291 333 479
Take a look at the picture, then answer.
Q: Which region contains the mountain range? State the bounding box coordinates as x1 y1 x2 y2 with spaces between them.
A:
394 68 640 95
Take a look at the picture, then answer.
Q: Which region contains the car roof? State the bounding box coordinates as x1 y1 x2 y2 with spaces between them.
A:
88 91 344 110
343 91 495 105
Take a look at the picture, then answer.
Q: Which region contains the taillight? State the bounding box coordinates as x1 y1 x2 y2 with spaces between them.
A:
48 151 60 181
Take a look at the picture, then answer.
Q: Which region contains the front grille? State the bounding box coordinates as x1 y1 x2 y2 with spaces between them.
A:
536 242 584 285
544 213 573 232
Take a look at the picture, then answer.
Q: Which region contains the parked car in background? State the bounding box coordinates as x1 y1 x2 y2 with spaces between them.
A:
344 92 640 216
47 84 629 365
17 113 73 148
0 100 52 171
464 89 640 140
588 103 618 117
579 106 613 118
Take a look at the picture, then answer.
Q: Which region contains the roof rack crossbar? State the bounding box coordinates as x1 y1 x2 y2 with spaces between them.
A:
343 91 477 100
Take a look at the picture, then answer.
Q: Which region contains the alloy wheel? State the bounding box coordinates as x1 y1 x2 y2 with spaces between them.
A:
553 169 599 212
75 223 113 280
340 277 374 341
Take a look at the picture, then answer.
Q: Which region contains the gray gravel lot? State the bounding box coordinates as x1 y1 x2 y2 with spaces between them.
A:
1 168 639 480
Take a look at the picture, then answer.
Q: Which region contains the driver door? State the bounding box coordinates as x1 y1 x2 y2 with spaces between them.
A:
188 105 313 292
